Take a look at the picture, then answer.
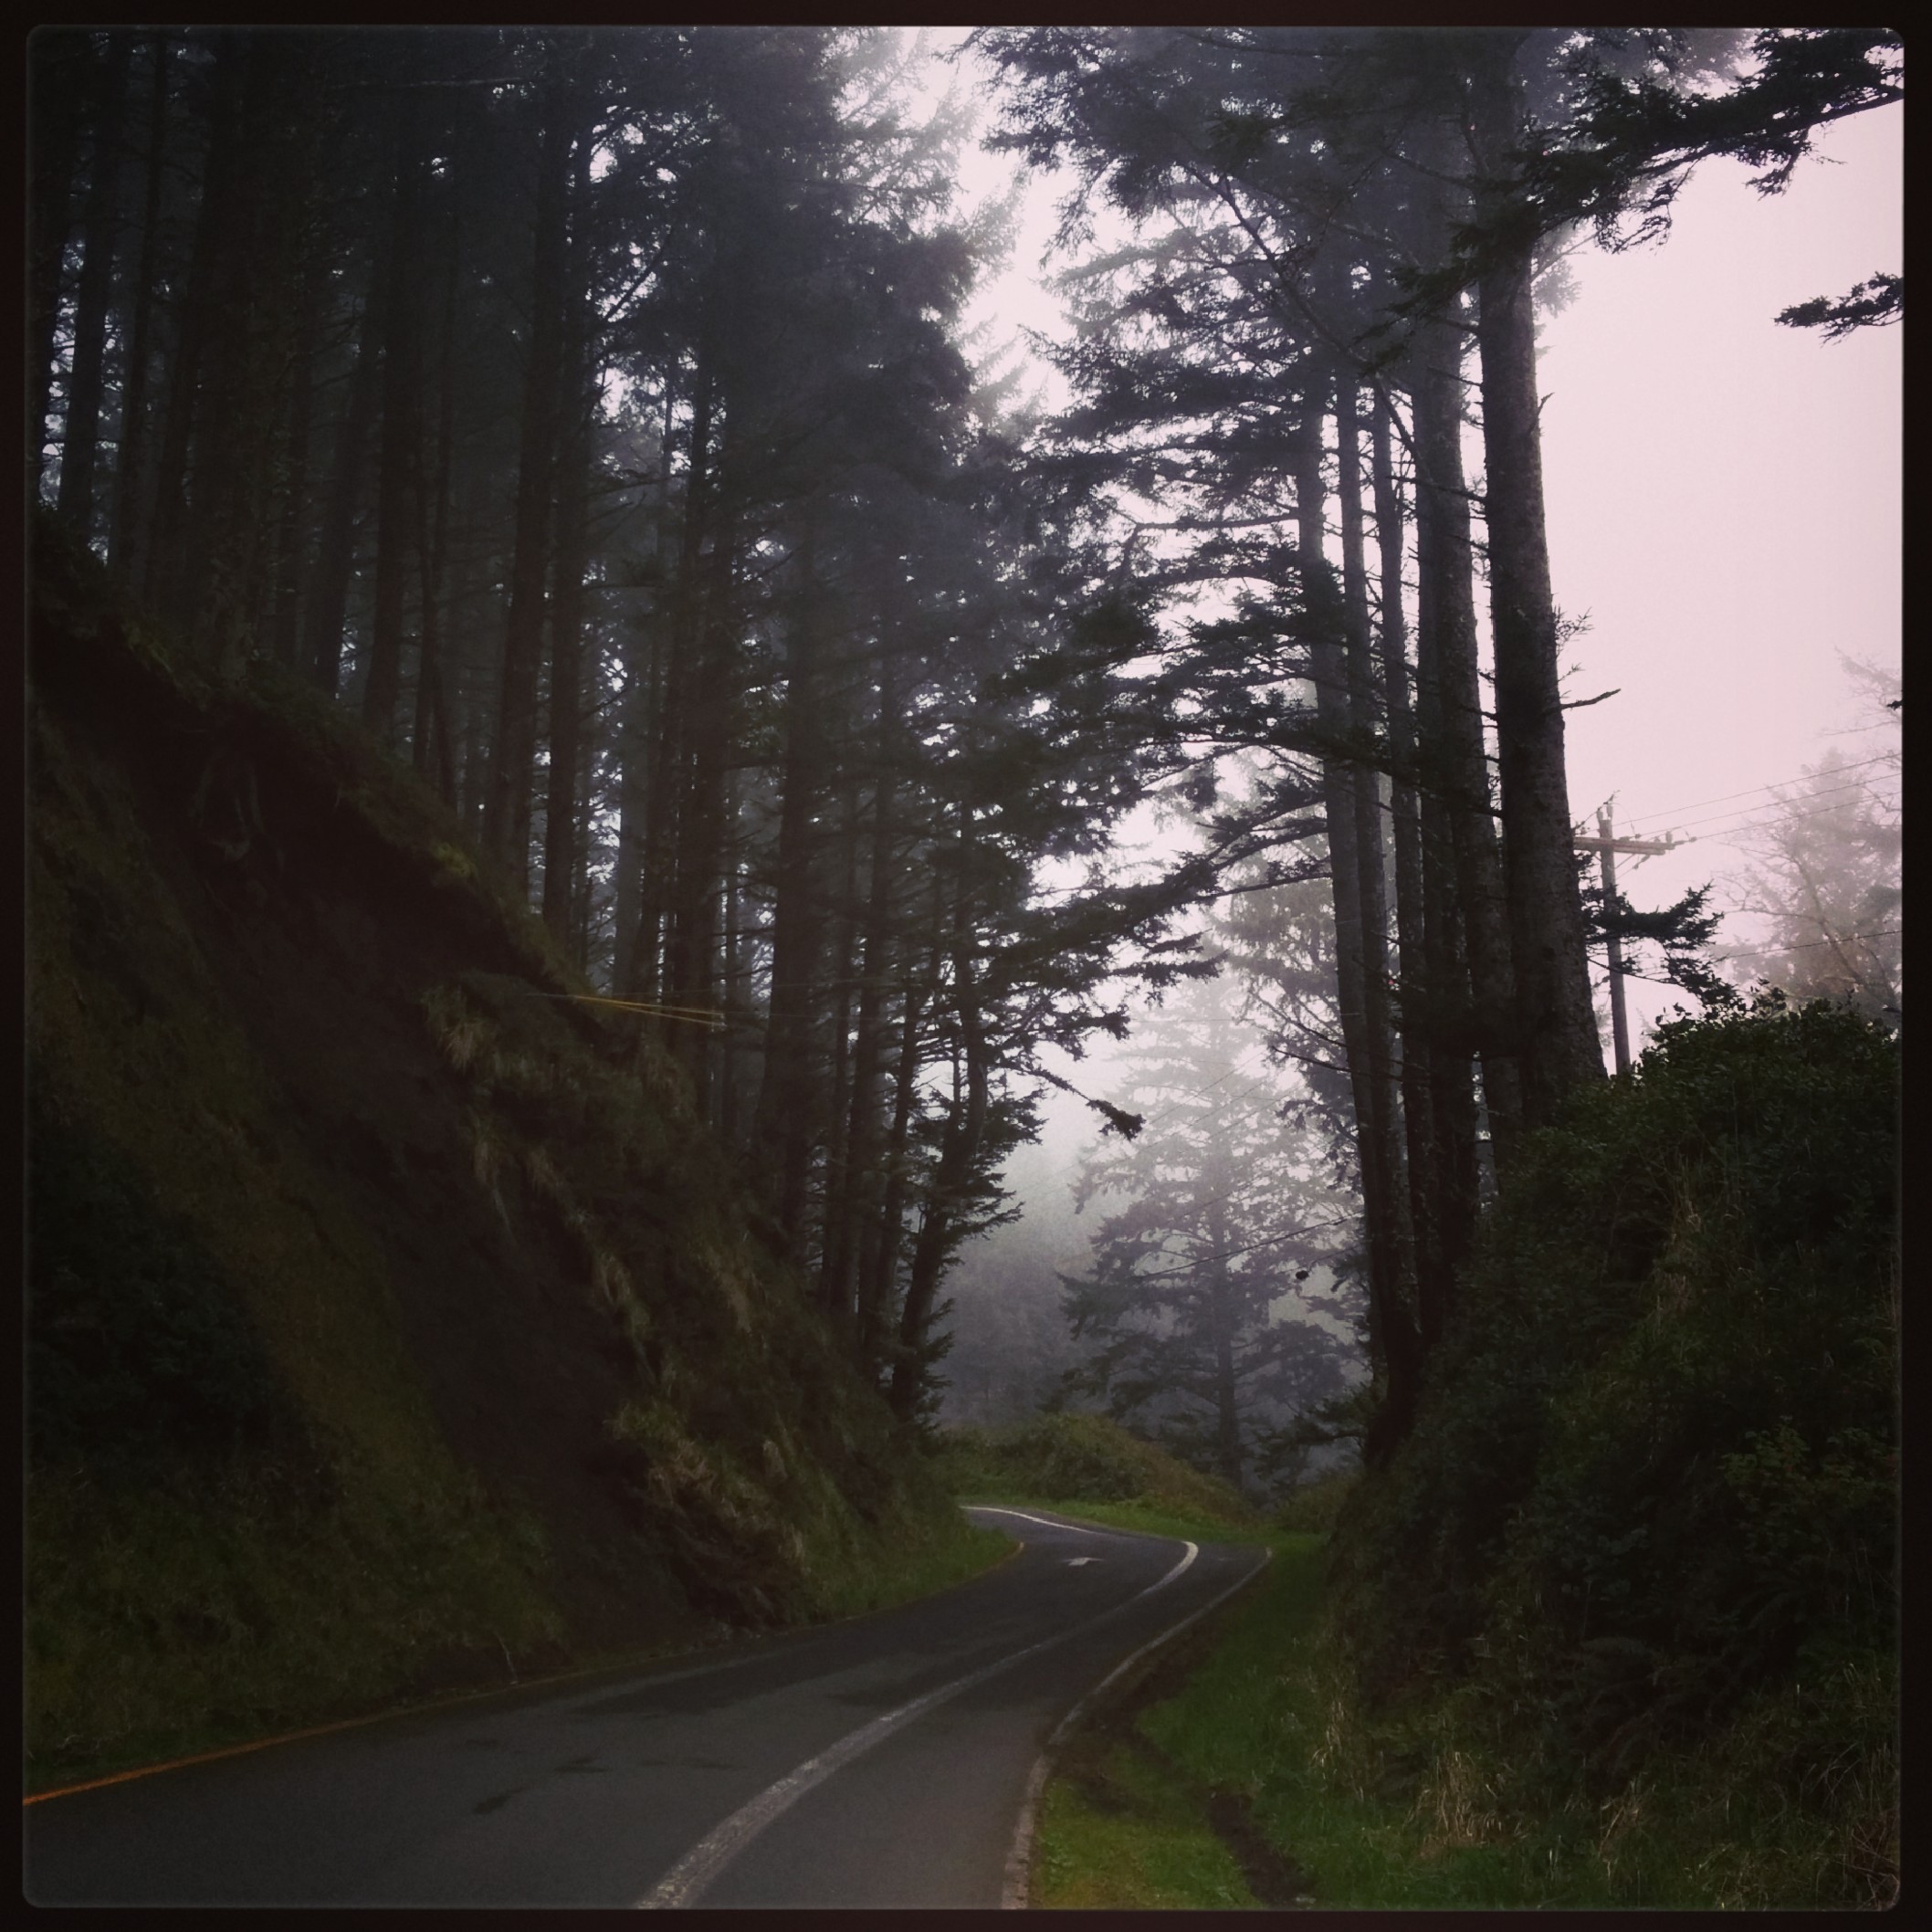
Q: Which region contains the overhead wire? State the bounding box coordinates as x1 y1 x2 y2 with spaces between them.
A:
1615 752 1898 836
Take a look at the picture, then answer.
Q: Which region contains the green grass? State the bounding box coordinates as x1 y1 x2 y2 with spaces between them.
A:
1027 1530 1592 1911
806 1511 1016 1622
1034 1737 1262 1910
1025 1529 1898 1910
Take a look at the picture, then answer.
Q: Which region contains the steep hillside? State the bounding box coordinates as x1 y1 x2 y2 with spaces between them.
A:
26 526 980 1789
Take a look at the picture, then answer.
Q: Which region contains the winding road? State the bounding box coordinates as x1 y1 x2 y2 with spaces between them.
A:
24 1507 1267 1908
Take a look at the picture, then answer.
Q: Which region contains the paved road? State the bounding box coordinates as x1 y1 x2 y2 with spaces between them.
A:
25 1507 1266 1908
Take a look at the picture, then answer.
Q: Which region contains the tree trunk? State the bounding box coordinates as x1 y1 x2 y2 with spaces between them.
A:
614 385 677 996
824 652 901 1354
109 33 172 581
1297 369 1420 1462
142 34 241 618
1410 301 1523 1171
718 769 746 1143
412 195 461 803
890 861 990 1423
304 280 383 698
268 256 320 669
56 34 131 540
860 871 934 1383
1202 1180 1244 1489
177 33 308 673
483 72 572 889
757 517 831 1254
664 507 739 1093
815 784 867 1336
627 371 711 1004
1371 389 1454 1351
1471 37 1605 1123
29 30 90 499
543 131 597 944
1339 379 1414 1287
363 66 426 745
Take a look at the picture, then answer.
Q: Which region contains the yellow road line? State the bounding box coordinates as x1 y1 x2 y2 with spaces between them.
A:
25 1710 402 1806
23 1654 661 1807
27 1525 1024 1807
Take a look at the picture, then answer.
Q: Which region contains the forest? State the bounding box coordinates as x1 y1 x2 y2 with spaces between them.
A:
26 24 1898 1908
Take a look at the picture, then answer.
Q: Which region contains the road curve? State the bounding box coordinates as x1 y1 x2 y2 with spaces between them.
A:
24 1507 1266 1908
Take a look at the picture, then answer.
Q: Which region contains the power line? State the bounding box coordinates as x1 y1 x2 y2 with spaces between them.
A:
1673 786 1900 846
1618 752 1898 835
1713 925 1900 965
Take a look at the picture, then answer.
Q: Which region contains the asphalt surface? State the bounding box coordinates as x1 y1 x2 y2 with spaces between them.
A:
24 1507 1267 1908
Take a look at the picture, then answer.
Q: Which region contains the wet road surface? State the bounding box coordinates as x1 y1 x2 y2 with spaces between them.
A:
24 1507 1266 1908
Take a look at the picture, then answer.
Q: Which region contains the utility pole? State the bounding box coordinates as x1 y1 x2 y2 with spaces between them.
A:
1574 810 1681 1076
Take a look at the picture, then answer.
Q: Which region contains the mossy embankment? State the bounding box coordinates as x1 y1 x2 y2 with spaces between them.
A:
26 524 1000 1794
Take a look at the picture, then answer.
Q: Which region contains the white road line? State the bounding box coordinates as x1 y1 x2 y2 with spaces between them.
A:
969 1506 1113 1534
999 1545 1273 1911
636 1538 1200 1909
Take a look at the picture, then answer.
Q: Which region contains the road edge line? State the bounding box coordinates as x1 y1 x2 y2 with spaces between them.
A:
636 1537 1201 1909
998 1543 1275 1911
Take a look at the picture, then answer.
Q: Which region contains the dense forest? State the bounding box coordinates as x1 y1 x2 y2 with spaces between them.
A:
28 25 1898 1903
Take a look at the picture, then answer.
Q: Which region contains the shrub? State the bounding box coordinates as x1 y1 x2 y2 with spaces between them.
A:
1328 994 1897 1875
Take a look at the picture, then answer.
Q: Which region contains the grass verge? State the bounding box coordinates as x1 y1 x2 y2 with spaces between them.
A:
1027 1528 1897 1909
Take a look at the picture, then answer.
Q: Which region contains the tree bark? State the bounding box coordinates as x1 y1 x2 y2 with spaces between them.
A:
614 388 677 995
824 644 902 1353
1338 379 1414 1287
815 786 866 1336
268 256 320 669
627 370 712 1003
1371 388 1454 1350
363 66 426 744
142 35 240 618
757 517 830 1254
1471 37 1605 1122
412 194 461 803
543 130 597 945
1201 1177 1244 1489
483 70 572 889
29 30 90 499
1297 368 1420 1462
860 894 930 1386
176 33 308 673
890 856 990 1423
109 33 172 581
1410 300 1524 1171
56 34 131 539
664 506 739 1093
304 280 383 698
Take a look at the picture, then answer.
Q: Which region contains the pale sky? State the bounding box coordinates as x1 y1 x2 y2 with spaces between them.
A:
927 37 1902 1071
1538 101 1902 1036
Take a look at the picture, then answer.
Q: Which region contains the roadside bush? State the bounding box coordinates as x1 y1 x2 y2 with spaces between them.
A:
1273 1465 1359 1535
1327 994 1896 1898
